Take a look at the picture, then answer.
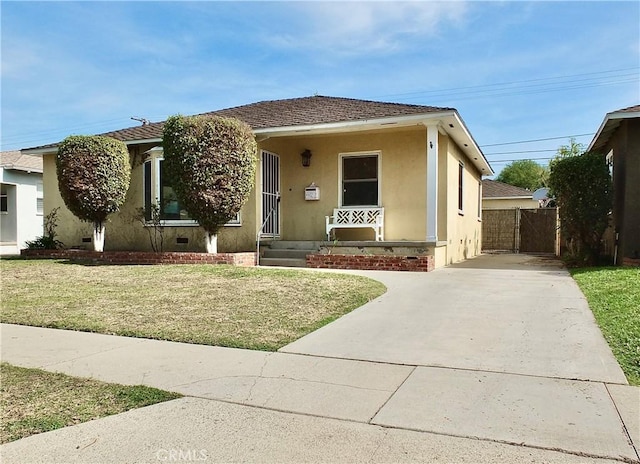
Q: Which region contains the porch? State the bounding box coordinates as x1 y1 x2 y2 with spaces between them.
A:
259 240 442 272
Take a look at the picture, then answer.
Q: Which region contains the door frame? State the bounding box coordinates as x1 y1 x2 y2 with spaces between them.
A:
260 150 281 238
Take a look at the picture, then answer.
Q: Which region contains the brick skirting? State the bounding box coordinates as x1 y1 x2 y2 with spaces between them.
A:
20 249 257 266
306 254 434 272
623 257 640 267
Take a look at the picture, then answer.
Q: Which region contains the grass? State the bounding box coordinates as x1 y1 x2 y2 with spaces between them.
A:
0 259 386 351
570 266 640 385
0 363 181 443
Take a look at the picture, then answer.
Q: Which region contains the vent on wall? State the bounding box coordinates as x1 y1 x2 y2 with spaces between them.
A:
82 237 91 243
176 237 188 244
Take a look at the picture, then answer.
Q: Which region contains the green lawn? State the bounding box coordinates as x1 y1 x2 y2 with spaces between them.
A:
571 266 640 385
0 259 386 351
1 363 180 443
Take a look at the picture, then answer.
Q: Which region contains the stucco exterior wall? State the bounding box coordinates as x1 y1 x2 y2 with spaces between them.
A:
483 198 539 210
259 127 428 242
1 168 43 253
605 118 640 262
42 150 258 253
41 125 486 266
444 141 482 265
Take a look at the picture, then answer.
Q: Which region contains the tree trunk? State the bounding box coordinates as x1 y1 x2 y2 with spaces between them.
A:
93 222 105 252
205 232 218 254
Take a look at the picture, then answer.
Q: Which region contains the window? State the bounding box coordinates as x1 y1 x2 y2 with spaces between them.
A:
458 162 464 214
36 181 44 215
0 184 7 213
143 159 193 223
341 154 379 207
606 149 614 178
143 158 240 226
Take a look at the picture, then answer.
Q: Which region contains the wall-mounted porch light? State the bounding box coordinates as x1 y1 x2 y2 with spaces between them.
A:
300 149 312 167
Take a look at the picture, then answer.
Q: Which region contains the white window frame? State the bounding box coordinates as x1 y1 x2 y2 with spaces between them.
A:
338 151 382 208
143 156 241 227
36 181 44 216
458 162 464 215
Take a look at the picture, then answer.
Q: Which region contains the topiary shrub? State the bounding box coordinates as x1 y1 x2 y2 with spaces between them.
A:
548 151 612 266
56 135 131 252
162 115 257 253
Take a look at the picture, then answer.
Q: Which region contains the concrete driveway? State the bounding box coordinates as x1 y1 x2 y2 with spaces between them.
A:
281 254 626 383
2 253 637 463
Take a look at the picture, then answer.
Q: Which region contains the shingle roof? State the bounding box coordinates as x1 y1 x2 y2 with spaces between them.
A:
614 104 640 113
482 179 533 198
0 150 43 173
29 96 454 150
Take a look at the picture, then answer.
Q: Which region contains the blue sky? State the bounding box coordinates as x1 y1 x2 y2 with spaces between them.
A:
2 1 639 176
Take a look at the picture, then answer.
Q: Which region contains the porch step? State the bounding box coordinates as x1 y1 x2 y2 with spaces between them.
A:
259 241 320 267
265 240 322 250
259 257 308 268
262 248 314 260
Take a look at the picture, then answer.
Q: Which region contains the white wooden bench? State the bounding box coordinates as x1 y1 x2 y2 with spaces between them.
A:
326 207 384 241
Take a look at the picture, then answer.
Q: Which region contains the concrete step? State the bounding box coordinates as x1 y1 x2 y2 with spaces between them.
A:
259 257 307 268
265 241 321 250
262 249 315 260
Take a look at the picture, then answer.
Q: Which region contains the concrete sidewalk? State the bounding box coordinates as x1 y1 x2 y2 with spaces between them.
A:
1 254 639 463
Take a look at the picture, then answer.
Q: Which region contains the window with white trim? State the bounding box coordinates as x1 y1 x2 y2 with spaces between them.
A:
36 181 44 215
143 158 240 226
341 153 380 207
458 162 464 214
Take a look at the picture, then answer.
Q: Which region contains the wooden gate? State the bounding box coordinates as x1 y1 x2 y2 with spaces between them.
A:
482 208 558 254
519 208 558 253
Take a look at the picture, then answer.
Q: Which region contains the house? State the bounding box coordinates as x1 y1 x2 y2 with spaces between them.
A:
23 96 493 269
588 104 640 266
481 179 539 210
0 151 44 255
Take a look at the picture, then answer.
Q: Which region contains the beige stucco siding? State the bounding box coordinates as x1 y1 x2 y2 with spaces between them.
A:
444 141 482 265
483 198 539 209
259 127 428 242
42 150 258 252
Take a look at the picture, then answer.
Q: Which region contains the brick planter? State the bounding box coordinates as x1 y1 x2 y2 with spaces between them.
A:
307 254 434 272
20 249 257 266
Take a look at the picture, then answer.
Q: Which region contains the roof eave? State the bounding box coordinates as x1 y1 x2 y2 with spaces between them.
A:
256 111 494 175
483 195 533 200
21 112 494 175
588 110 640 152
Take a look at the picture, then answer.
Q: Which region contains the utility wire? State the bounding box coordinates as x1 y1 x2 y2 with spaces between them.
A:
484 149 559 156
375 67 639 99
481 133 594 147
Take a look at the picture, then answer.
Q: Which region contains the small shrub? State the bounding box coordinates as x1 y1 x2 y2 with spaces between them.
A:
25 207 64 250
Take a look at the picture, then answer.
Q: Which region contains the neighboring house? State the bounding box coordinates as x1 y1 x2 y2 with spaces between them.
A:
588 104 640 265
0 151 44 255
23 96 493 269
481 179 539 210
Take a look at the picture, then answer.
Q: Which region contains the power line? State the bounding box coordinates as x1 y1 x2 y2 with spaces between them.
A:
481 133 594 147
484 149 559 156
489 157 554 163
375 67 639 100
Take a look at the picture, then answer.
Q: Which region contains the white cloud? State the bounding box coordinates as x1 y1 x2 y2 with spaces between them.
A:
269 1 470 55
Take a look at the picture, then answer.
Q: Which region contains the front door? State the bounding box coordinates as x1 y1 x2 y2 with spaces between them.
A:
260 150 280 237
